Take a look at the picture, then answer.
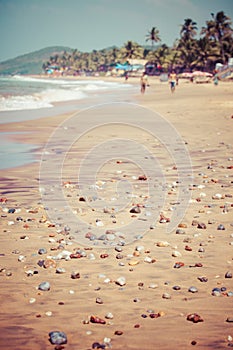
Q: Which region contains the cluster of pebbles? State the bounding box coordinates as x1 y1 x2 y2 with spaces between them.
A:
1 157 233 349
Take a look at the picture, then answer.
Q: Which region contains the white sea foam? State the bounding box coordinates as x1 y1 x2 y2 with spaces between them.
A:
0 94 52 111
38 88 87 103
0 75 132 111
0 89 87 111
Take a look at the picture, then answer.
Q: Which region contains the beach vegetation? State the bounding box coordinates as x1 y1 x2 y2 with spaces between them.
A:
180 18 198 41
121 41 145 59
0 12 232 76
146 27 161 48
40 11 232 76
201 11 233 64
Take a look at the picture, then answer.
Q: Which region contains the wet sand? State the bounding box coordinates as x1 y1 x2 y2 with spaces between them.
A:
0 78 233 350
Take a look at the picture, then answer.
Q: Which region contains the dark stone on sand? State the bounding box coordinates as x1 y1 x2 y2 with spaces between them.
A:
63 225 70 232
115 330 123 335
96 297 103 304
212 287 221 296
174 262 184 268
92 342 106 349
133 298 140 302
115 246 122 252
149 313 160 318
225 271 232 278
187 313 203 323
37 260 45 267
198 276 208 282
49 331 67 345
130 206 141 214
138 175 147 180
197 223 206 229
217 224 225 230
8 208 16 213
100 253 109 259
173 285 181 290
38 248 47 255
90 315 106 324
226 317 233 323
116 253 124 259
71 271 80 279
190 263 203 268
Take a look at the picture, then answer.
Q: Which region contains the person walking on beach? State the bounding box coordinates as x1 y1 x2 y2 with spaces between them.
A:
169 70 177 93
213 74 219 86
140 72 149 94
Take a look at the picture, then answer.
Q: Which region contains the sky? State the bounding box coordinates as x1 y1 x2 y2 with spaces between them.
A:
0 0 233 62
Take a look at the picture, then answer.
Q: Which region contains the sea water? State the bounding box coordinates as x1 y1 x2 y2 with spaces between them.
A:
0 75 136 169
0 132 37 170
0 75 134 114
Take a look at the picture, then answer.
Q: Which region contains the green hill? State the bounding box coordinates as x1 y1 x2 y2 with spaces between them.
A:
0 44 160 75
0 46 74 75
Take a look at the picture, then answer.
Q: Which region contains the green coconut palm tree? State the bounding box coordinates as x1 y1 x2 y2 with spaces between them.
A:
122 41 144 60
145 27 161 48
108 47 121 63
201 11 233 63
192 37 221 70
176 18 198 70
177 38 198 70
180 18 198 41
166 49 181 71
147 44 169 67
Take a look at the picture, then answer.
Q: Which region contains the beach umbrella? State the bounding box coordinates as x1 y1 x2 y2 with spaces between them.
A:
179 72 193 78
192 71 213 77
115 63 132 71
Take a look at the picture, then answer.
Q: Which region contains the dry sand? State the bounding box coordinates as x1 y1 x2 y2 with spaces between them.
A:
0 77 233 350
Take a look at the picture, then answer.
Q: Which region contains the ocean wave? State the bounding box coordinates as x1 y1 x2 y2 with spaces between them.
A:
0 88 87 111
0 75 133 111
0 94 53 111
10 75 128 88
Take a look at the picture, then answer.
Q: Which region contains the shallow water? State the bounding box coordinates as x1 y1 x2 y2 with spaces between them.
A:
0 132 38 170
0 76 137 169
0 75 135 114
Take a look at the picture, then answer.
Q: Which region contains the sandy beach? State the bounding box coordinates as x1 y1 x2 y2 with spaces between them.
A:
0 77 233 350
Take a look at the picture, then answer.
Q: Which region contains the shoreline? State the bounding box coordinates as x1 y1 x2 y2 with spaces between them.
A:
0 79 233 349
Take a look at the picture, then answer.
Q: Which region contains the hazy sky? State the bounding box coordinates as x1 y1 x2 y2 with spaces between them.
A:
0 0 233 62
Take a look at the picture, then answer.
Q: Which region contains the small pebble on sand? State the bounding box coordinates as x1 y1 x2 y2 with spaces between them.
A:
38 281 50 291
49 331 67 345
